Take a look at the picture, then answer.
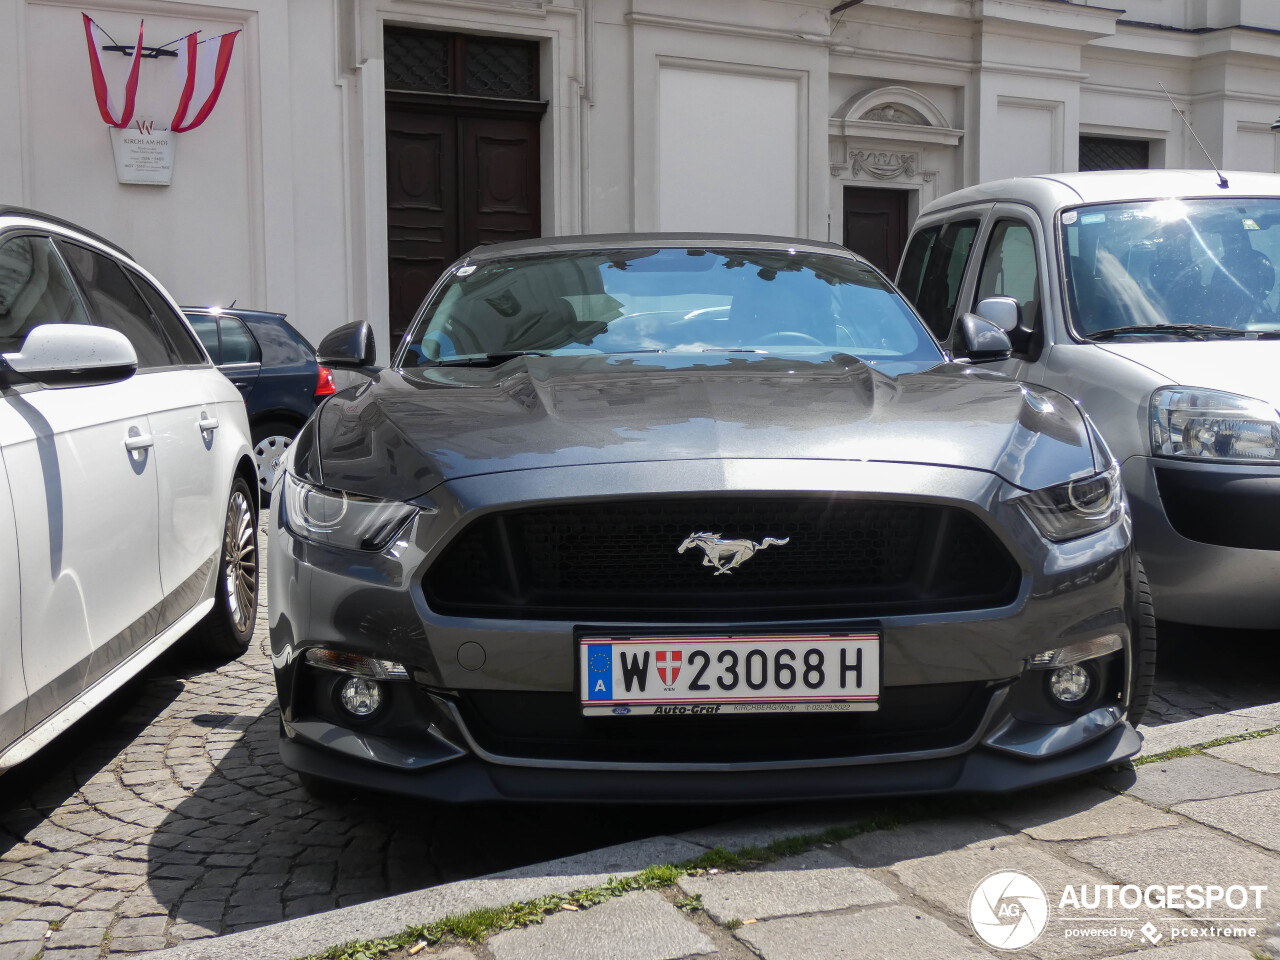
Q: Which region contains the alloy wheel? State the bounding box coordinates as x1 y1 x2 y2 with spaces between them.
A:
222 489 257 635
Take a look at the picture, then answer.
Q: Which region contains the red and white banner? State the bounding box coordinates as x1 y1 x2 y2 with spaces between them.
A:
82 14 143 128
170 29 240 133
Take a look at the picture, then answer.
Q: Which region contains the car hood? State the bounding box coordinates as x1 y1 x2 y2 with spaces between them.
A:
1097 341 1280 407
310 354 1097 500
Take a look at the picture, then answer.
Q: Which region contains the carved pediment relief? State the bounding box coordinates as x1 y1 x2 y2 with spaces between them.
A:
849 150 916 180
859 103 927 126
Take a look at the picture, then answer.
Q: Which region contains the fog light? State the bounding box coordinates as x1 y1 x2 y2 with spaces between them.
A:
338 677 384 718
1048 665 1091 703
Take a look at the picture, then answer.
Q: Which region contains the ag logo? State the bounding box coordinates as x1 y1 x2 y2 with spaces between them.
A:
969 870 1049 950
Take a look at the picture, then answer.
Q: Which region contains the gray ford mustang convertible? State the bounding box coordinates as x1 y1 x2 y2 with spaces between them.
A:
268 234 1151 803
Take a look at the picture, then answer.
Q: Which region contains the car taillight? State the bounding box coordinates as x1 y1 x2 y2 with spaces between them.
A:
315 365 336 397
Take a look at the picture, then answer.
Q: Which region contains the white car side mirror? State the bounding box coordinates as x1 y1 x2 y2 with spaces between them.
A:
2 324 138 388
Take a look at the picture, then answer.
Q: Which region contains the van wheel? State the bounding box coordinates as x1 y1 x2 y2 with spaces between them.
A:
197 476 259 658
1127 556 1158 727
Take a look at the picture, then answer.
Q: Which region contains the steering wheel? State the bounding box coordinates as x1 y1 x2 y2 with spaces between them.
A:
758 331 824 346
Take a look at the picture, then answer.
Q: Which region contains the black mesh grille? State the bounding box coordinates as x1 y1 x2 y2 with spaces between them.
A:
425 497 1020 621
1079 136 1150 172
463 39 538 99
384 28 451 94
452 682 993 763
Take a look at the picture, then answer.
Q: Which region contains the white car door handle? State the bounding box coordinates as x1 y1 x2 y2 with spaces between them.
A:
198 416 220 432
124 433 154 452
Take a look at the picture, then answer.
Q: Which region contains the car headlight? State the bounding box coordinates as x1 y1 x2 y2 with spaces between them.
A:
1150 387 1280 462
1017 462 1124 542
281 472 416 550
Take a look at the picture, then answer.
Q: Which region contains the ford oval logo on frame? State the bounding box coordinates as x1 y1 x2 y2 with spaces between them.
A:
612 706 631 716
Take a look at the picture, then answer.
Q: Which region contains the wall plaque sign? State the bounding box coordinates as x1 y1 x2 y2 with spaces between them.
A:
108 122 175 185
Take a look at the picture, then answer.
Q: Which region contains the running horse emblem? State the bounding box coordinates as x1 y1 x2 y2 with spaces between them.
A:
677 532 790 575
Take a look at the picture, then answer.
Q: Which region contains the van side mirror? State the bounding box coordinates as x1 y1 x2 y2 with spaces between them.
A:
317 321 375 368
960 313 1013 362
974 296 1020 333
1 325 138 387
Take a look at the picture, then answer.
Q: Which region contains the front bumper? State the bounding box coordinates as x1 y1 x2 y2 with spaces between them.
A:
279 717 1141 803
1124 455 1280 628
269 458 1139 802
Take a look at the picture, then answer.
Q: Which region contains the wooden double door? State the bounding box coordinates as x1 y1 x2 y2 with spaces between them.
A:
386 94 543 343
842 186 909 277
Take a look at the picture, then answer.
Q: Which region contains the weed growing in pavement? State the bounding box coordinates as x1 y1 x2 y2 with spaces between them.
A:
675 893 703 912
294 810 917 960
724 918 744 930
1133 725 1280 766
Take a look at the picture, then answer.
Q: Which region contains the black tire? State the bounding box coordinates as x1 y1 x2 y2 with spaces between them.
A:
250 418 299 504
1127 555 1158 726
196 475 259 659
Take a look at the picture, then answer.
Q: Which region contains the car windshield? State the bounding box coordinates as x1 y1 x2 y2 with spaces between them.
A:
396 246 941 366
1060 198 1280 339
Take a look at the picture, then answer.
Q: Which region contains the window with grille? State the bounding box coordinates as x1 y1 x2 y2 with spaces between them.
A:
384 27 539 101
1079 136 1150 171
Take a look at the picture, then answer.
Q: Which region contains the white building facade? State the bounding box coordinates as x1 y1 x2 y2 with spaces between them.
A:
5 0 1280 356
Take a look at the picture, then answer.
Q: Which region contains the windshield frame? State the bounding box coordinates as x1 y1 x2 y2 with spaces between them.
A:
391 245 944 370
1056 195 1280 344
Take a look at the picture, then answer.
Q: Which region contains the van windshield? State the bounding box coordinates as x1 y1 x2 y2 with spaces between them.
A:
1060 198 1280 339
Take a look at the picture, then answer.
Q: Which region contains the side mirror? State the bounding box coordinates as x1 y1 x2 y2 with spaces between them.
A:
975 296 1021 333
316 321 376 368
960 313 1013 362
1 325 137 387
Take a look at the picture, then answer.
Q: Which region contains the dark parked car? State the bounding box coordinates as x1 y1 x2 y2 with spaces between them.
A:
184 307 338 495
269 233 1151 803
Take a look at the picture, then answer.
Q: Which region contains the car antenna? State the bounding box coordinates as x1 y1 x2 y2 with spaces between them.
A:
228 299 237 308
1159 81 1228 189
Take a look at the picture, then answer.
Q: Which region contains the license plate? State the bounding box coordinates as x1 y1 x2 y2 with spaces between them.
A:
579 633 879 716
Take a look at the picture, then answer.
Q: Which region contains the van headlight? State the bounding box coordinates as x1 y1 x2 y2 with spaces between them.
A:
281 472 416 550
1017 462 1124 542
1150 387 1280 462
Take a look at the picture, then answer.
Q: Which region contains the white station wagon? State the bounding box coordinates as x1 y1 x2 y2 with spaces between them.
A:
899 170 1280 630
0 207 258 769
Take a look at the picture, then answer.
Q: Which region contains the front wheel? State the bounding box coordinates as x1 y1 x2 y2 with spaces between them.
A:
1127 556 1157 726
196 476 259 658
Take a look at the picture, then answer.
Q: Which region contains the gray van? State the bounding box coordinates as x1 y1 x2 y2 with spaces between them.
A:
899 170 1280 629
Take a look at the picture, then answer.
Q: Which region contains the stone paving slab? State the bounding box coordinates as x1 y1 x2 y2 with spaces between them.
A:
1206 732 1280 772
890 838 1163 959
133 867 665 960
485 838 707 881
678 849 895 923
736 904 994 960
989 786 1179 841
1175 788 1280 853
1069 823 1280 890
488 890 715 960
1109 946 1256 959
1136 714 1278 756
674 806 859 852
1107 754 1280 806
839 817 1011 867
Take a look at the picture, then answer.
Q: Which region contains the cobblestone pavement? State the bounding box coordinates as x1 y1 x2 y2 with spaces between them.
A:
0 514 1275 959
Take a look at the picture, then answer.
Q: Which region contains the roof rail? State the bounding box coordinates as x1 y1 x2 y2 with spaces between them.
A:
0 206 135 260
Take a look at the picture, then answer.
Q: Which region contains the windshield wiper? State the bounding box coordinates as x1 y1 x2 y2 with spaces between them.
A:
432 351 553 367
1086 324 1249 341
